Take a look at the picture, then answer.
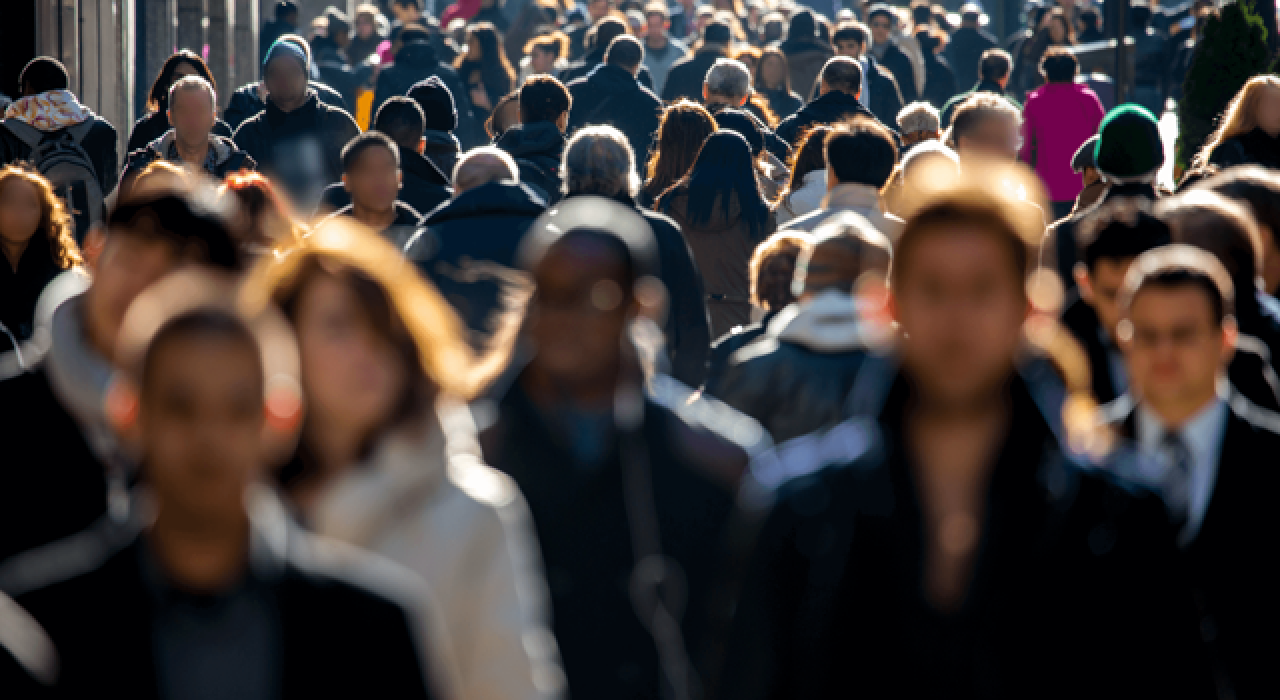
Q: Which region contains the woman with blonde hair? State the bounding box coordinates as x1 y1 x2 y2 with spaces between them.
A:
1195 75 1280 170
242 218 564 700
0 165 84 348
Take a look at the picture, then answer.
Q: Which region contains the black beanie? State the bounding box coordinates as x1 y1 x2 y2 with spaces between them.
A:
407 76 458 132
704 21 732 45
789 10 816 39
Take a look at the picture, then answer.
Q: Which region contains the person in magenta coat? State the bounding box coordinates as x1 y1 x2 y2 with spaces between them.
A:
1019 47 1106 220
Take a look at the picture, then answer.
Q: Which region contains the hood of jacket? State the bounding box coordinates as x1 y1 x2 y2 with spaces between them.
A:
146 130 241 166
766 289 868 353
585 64 643 95
495 121 565 167
394 40 441 70
423 129 461 153
4 90 95 132
779 36 831 57
425 180 547 225
402 147 450 186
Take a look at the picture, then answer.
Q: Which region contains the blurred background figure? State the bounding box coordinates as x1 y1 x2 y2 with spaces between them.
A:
1019 48 1104 221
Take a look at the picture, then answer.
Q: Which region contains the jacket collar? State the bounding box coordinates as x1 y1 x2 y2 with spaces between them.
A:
151 130 236 167
766 290 867 352
822 182 882 212
975 79 1006 96
401 147 449 186
265 90 319 127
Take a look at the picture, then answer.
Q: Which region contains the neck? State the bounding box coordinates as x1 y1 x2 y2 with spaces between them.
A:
647 33 667 49
1146 386 1220 430
174 136 210 164
909 372 1011 424
272 92 308 113
353 201 398 230
0 237 31 272
148 503 251 593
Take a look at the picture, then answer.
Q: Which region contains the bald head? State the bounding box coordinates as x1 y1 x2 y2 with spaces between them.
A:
452 147 519 194
797 211 892 297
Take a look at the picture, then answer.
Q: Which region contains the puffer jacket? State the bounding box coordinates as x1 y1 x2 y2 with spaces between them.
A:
661 189 777 338
775 169 826 226
705 290 872 442
310 399 566 700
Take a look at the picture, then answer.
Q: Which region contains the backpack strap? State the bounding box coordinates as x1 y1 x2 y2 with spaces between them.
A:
1 119 44 150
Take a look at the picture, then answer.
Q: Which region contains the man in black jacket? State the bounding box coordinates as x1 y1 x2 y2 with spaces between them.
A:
479 197 766 700
120 76 256 192
777 57 895 146
320 131 425 248
234 39 361 213
867 4 918 104
560 18 656 90
715 187 1213 700
259 1 299 60
707 212 887 442
0 281 435 699
1100 244 1280 700
408 77 464 180
223 35 351 132
831 23 905 131
661 21 731 103
940 48 1017 127
0 193 242 567
318 97 450 220
560 124 712 388
567 36 664 171
945 4 998 95
372 25 472 133
403 147 547 353
496 75 571 204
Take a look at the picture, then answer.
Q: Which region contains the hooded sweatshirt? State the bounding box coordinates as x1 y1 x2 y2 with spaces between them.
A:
495 121 566 204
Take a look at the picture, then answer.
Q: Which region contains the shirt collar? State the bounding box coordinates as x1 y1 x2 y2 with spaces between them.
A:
1134 385 1229 455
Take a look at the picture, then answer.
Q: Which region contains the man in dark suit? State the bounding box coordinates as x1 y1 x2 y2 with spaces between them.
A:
1101 244 1280 700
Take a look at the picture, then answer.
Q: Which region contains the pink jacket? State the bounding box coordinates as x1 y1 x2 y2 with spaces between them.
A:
1019 82 1105 203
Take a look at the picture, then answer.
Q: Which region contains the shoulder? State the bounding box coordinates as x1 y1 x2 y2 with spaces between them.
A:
745 417 888 511
319 102 360 129
88 116 117 137
650 373 772 457
1226 391 1280 441
283 526 429 618
0 518 138 601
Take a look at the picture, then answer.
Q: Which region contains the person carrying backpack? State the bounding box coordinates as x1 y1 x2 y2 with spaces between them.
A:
0 58 119 243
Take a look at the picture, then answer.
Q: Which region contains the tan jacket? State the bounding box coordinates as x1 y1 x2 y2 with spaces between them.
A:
311 400 565 700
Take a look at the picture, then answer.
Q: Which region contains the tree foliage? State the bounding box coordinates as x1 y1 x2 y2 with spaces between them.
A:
1176 0 1270 169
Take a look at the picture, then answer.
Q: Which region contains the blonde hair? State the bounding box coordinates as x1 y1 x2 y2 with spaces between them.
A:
1194 75 1280 169
0 164 83 270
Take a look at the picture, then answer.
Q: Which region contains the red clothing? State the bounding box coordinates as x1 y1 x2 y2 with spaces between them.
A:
441 0 482 26
1020 82 1105 203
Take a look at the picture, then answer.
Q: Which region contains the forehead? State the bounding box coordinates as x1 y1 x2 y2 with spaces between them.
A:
536 235 629 285
1128 283 1218 324
898 224 1022 283
144 330 262 394
170 85 213 108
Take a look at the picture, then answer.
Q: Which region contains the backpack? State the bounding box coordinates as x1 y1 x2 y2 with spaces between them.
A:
1 119 103 243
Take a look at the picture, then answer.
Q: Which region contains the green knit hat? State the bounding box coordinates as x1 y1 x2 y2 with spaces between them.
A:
1094 104 1164 184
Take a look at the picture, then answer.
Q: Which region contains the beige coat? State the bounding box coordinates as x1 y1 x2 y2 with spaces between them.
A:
311 400 565 700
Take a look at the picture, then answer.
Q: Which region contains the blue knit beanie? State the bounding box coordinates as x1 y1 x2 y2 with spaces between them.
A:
263 39 309 72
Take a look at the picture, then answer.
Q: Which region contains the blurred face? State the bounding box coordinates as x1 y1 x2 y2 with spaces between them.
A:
956 114 1020 162
1255 85 1280 137
761 55 786 88
344 145 400 213
870 15 893 44
140 332 264 527
589 0 610 20
528 238 631 389
1080 257 1131 339
0 179 43 250
892 226 1027 406
647 14 666 36
1122 285 1230 411
1049 17 1066 43
531 46 557 73
84 232 179 361
761 252 798 310
263 56 308 107
357 17 376 39
168 87 216 144
294 273 406 442
835 38 863 57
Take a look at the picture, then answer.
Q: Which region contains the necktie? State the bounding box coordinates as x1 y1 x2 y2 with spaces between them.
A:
1160 430 1192 529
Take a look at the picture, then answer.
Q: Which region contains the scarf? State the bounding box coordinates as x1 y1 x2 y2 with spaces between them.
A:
3 90 94 132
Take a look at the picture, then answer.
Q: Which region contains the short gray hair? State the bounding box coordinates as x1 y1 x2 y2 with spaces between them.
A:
897 101 940 134
562 125 642 198
704 58 752 100
453 146 519 193
168 75 217 111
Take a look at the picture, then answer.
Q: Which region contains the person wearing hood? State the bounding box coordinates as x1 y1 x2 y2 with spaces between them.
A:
496 75 570 204
867 4 919 104
782 117 904 241
478 196 765 700
662 21 732 103
223 34 351 132
0 58 119 233
568 37 664 175
320 132 425 248
120 77 257 193
777 57 897 146
560 18 656 91
127 51 234 154
707 212 889 442
403 147 547 354
643 3 689 97
0 191 242 566
318 98 451 221
562 125 712 388
658 130 777 338
234 39 361 213
374 24 473 134
409 77 465 179
778 10 835 101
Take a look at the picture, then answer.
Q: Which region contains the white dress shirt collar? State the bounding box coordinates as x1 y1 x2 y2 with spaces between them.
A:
1134 390 1229 547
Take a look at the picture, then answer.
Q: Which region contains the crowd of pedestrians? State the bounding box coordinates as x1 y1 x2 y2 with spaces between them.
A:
2 0 1280 698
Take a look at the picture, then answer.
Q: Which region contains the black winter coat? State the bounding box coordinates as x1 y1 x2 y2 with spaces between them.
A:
759 87 804 122
567 65 664 168
715 367 1216 700
559 43 654 90
314 45 371 111
126 110 233 154
372 41 473 133
703 311 777 391
1100 392 1280 700
232 92 361 210
919 46 957 109
705 103 792 162
778 38 834 104
1209 127 1280 170
776 90 894 146
120 132 256 186
0 115 118 205
316 149 451 219
0 236 63 343
495 121 566 204
0 518 435 699
479 375 757 700
403 181 546 352
945 27 998 97
422 129 461 181
863 55 907 133
222 80 349 132
1046 182 1156 291
874 41 918 104
661 48 725 103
